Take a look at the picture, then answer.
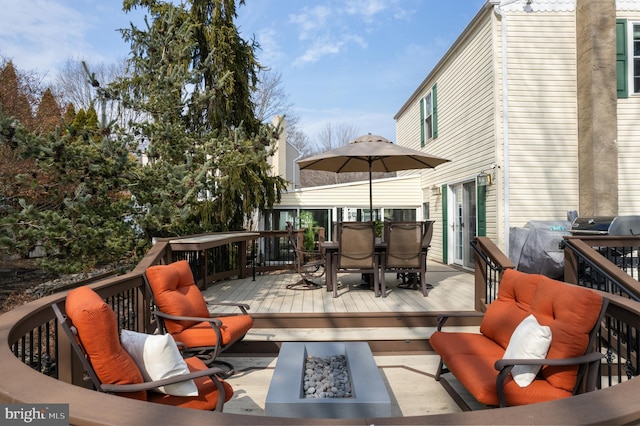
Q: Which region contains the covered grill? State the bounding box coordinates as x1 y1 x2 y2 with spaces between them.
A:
570 215 640 236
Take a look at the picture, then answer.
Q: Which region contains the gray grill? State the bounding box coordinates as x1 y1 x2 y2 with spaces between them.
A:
570 215 640 236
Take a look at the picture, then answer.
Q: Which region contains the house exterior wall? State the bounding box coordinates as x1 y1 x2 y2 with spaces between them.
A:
277 175 422 211
501 8 580 227
396 7 497 261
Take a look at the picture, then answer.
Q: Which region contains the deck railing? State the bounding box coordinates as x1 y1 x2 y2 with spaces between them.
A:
3 232 640 424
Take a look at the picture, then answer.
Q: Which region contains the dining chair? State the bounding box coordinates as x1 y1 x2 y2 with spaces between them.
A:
380 221 431 297
285 221 326 289
333 221 379 298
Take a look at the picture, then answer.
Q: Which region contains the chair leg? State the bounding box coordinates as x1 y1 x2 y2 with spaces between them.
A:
420 270 428 296
435 358 445 381
377 259 384 297
332 254 339 298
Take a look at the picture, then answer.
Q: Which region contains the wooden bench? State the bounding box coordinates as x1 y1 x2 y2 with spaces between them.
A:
430 269 608 407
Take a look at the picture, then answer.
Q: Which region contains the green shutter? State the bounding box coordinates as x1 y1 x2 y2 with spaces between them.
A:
432 83 438 139
477 185 486 237
617 19 628 99
420 97 425 147
441 184 448 264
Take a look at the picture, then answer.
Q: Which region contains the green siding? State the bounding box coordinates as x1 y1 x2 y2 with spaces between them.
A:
477 185 486 237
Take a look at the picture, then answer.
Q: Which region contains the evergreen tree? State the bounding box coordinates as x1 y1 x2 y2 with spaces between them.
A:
0 107 141 272
0 61 33 129
113 0 286 236
34 88 62 134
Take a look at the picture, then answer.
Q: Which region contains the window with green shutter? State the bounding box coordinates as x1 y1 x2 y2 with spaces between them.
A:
617 19 628 99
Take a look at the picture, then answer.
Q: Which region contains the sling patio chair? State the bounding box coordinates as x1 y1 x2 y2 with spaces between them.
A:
143 260 254 376
285 221 326 290
52 286 233 411
380 221 432 297
332 221 379 298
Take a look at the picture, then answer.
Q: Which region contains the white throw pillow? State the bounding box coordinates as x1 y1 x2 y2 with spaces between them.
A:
502 314 552 387
121 330 198 396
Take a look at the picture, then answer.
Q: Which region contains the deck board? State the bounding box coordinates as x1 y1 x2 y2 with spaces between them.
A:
202 261 475 314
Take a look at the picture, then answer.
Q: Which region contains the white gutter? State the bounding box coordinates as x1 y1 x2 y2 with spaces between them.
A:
494 1 513 255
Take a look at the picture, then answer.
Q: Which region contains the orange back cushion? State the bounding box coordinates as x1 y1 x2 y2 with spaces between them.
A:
65 286 146 400
532 276 603 391
480 269 542 348
145 261 210 334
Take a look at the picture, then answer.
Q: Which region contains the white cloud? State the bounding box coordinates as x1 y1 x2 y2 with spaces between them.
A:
294 39 344 65
289 5 332 40
343 0 392 23
256 27 285 65
0 0 96 74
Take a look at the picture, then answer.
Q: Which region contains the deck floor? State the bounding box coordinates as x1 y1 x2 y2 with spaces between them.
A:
203 262 483 417
202 260 475 314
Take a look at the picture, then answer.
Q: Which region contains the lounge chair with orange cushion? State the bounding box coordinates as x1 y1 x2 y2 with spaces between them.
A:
143 260 254 373
53 286 233 411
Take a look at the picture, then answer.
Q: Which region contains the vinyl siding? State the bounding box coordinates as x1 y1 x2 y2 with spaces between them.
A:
502 11 579 227
278 175 421 210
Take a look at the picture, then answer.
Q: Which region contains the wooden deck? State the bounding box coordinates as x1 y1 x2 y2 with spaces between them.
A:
202 260 475 314
203 262 481 417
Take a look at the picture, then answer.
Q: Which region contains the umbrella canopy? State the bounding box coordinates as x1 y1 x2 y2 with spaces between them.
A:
297 133 450 217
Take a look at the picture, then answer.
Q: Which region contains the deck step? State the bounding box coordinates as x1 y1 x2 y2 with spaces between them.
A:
244 326 478 342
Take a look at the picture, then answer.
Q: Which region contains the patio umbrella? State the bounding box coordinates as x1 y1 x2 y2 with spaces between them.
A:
297 133 450 218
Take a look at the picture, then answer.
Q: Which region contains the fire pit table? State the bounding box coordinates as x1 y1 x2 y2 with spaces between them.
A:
265 342 391 418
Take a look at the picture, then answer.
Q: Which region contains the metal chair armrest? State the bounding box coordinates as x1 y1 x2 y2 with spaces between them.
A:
206 301 251 315
494 351 604 370
436 311 485 331
152 310 223 327
100 365 229 411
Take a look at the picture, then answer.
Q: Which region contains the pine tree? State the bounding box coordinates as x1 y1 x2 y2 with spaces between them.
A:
0 61 34 129
34 88 62 134
114 0 286 236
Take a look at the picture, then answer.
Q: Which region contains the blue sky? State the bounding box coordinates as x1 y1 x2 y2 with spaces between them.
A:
0 0 486 148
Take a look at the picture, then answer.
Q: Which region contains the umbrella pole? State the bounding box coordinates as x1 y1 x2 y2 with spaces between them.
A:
368 161 374 221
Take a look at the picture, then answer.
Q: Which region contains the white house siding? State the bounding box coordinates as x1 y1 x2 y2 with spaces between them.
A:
277 175 422 211
502 10 579 229
617 10 640 216
396 12 497 261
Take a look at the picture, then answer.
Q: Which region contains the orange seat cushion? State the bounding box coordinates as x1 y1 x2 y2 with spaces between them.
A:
65 286 146 400
145 261 210 334
430 331 504 360
445 353 572 406
479 269 542 348
533 276 603 391
172 315 254 349
147 356 233 410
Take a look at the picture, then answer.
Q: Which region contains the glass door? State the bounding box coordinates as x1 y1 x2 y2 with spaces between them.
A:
450 181 477 268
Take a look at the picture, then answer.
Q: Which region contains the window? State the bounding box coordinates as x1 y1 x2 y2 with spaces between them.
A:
616 19 640 98
634 24 640 93
420 83 438 146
